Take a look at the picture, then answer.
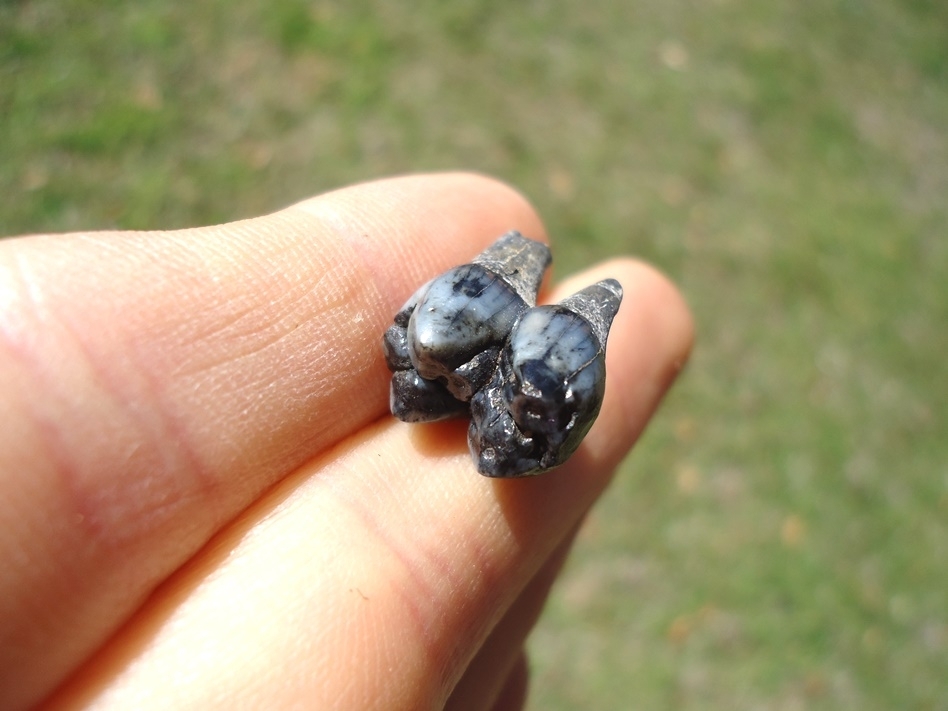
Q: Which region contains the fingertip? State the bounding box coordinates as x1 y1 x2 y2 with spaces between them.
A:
291 171 549 254
610 257 695 376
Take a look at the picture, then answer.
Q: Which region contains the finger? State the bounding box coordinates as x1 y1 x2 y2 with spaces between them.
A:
489 653 529 711
0 173 546 710
445 526 578 711
43 258 693 710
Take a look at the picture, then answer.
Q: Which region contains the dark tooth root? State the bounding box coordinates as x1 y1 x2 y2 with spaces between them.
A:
390 370 468 422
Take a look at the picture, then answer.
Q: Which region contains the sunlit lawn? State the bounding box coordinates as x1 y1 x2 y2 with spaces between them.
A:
2 1 946 708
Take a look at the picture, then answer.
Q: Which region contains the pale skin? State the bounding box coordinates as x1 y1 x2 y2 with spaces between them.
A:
0 173 694 710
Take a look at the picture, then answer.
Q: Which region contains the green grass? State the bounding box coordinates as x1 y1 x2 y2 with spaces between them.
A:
2 1 946 708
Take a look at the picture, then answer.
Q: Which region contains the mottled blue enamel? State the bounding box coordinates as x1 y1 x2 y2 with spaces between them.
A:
504 306 604 440
383 231 552 421
407 263 526 379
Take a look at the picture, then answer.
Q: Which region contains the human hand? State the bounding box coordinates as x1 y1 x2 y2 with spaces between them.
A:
0 174 693 710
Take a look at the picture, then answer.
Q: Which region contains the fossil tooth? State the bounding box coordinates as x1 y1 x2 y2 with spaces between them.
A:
383 232 622 477
468 279 623 477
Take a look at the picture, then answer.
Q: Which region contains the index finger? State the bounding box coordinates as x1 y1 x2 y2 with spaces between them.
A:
0 173 546 710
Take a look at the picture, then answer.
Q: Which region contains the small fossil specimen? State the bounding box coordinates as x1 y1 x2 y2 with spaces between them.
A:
382 232 622 477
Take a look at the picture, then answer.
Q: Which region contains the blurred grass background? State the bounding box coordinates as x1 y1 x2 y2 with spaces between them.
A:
2 0 946 708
